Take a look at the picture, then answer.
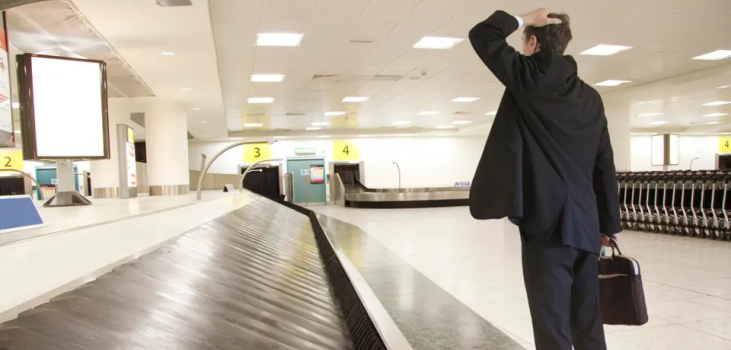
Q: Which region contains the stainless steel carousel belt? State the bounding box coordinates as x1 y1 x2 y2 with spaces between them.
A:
0 200 356 350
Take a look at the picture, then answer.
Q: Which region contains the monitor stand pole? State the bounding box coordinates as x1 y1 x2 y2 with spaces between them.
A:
44 159 92 207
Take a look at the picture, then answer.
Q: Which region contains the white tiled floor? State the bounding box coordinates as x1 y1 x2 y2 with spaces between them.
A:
315 206 731 350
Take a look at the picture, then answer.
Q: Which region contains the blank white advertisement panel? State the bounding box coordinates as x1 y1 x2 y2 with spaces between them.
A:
31 56 105 158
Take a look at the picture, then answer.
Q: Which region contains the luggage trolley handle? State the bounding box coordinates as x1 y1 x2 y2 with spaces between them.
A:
648 182 656 223
723 183 729 229
662 183 671 224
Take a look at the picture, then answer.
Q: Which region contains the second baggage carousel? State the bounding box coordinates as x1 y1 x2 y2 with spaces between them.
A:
332 171 469 209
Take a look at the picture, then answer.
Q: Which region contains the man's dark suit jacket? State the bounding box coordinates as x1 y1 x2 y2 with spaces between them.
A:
468 10 622 254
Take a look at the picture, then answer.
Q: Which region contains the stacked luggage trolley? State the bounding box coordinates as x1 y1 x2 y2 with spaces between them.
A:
618 171 731 240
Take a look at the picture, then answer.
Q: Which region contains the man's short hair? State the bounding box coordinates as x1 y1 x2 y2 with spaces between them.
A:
523 13 572 54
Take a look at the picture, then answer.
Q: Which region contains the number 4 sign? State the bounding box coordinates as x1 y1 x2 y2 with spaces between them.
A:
333 140 359 160
720 137 731 153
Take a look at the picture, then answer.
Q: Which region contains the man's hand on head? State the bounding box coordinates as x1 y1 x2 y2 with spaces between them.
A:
520 8 562 27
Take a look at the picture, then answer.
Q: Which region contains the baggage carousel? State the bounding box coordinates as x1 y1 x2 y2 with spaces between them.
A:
332 169 469 209
0 198 388 350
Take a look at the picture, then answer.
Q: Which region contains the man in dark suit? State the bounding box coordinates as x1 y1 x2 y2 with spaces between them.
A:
468 8 622 350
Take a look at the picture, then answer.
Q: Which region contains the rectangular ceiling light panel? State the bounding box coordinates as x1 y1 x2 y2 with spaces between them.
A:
343 97 369 102
251 74 285 82
256 33 303 47
595 80 631 86
248 97 274 104
580 44 632 56
452 97 480 102
413 36 464 49
692 50 731 60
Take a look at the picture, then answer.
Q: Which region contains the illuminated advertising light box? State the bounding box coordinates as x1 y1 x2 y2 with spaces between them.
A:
16 53 110 160
0 13 13 148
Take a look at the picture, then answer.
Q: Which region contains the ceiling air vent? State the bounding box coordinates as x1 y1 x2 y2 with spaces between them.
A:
453 111 474 115
312 74 339 80
246 112 267 117
370 75 402 82
156 0 192 6
348 39 374 44
285 112 306 117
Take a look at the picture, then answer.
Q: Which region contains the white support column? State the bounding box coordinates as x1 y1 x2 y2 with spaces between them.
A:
605 103 632 172
89 98 138 198
144 100 190 196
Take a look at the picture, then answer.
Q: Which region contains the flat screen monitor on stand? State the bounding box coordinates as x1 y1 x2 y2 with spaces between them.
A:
16 53 110 207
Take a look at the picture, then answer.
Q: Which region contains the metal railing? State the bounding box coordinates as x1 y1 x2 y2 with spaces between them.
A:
333 173 346 206
195 140 271 200
0 168 46 200
239 158 283 192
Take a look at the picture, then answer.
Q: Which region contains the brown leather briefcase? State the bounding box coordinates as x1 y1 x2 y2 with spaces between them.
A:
597 240 649 326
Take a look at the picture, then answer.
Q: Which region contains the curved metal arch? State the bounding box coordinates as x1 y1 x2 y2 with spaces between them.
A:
239 158 283 192
0 168 46 200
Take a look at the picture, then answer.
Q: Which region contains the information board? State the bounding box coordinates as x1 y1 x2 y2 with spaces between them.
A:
0 149 22 171
720 137 731 153
332 140 359 160
244 143 271 163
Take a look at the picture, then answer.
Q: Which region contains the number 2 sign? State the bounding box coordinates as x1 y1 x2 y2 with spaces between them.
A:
0 150 23 171
333 140 359 160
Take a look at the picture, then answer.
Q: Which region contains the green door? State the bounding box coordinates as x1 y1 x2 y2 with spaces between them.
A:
287 158 327 205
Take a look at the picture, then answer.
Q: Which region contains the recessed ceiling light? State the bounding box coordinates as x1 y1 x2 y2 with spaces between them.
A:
595 80 631 87
193 107 201 111
718 84 731 89
161 51 175 56
413 36 464 50
452 97 480 102
418 111 439 115
649 121 668 125
452 120 473 125
392 121 412 126
343 96 369 102
248 97 274 104
306 127 322 131
580 44 632 56
312 122 329 126
705 121 723 125
703 113 728 117
12 102 19 109
637 113 663 117
317 135 331 138
256 33 303 47
436 125 456 129
703 101 731 106
325 111 346 116
181 87 192 91
200 121 207 124
485 111 497 115
692 50 731 60
251 74 285 82
244 123 263 127
357 135 370 137
273 136 287 139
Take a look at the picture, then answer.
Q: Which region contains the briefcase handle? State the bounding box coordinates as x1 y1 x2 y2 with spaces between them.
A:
599 238 622 258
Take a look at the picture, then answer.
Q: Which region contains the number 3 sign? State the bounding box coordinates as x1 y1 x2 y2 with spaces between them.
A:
244 143 271 163
333 140 359 160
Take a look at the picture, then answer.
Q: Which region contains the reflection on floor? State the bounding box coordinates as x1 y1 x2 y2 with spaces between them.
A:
314 206 731 350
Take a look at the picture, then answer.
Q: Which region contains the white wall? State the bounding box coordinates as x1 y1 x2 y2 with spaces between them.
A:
631 135 719 171
189 136 486 188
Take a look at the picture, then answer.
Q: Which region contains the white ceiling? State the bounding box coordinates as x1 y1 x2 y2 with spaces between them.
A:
27 0 731 138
